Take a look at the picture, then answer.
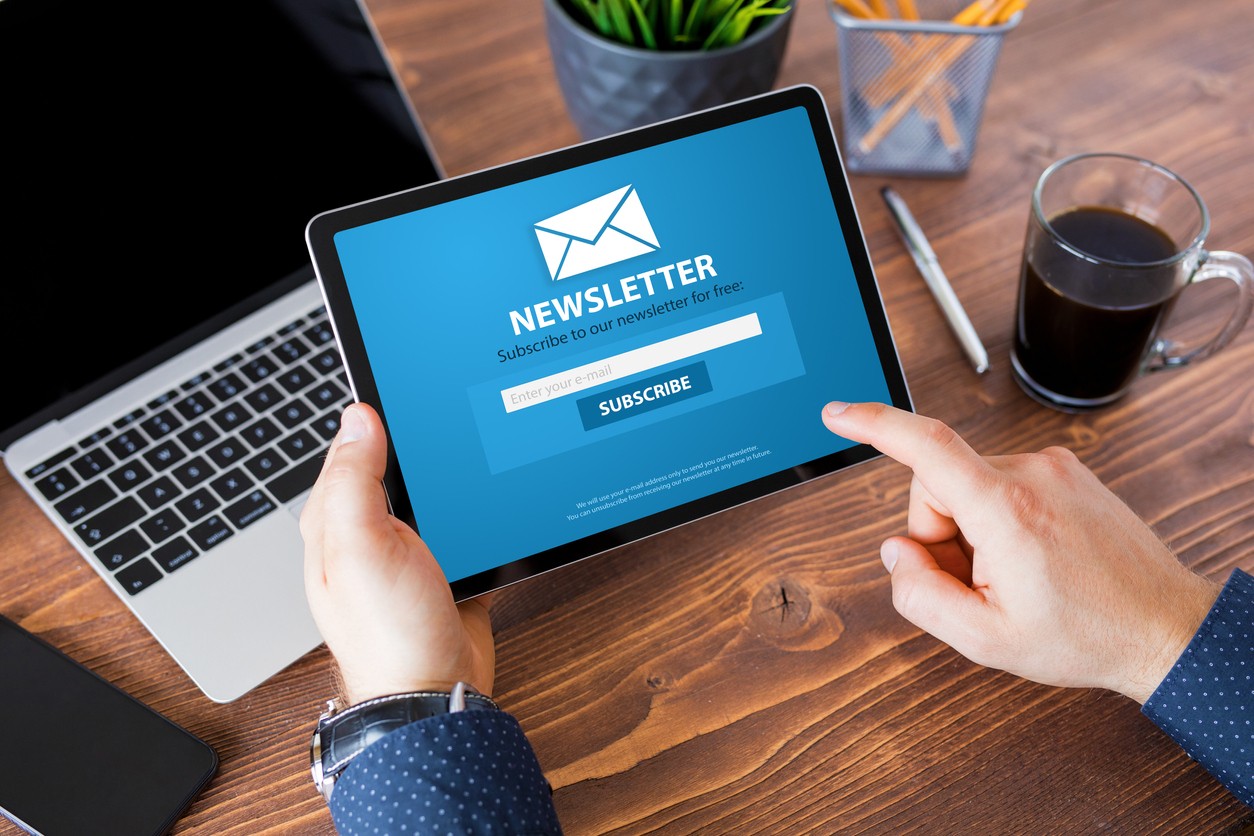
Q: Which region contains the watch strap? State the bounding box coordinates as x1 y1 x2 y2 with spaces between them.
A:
312 683 498 801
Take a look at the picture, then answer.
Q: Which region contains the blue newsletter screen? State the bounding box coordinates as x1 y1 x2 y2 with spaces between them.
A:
331 106 896 585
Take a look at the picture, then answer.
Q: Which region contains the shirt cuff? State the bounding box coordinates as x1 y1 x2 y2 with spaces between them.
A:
1143 567 1254 807
328 708 562 834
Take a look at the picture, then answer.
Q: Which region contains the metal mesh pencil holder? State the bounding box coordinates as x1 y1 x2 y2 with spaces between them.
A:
830 0 1020 176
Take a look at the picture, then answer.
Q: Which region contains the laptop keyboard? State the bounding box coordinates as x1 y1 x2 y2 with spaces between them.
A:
23 304 352 596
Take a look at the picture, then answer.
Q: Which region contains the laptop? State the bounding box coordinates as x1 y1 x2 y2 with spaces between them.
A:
0 0 443 703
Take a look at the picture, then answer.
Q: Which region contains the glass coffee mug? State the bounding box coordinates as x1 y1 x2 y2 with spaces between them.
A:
1011 152 1254 412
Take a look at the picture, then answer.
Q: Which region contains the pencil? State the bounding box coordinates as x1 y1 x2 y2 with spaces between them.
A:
858 0 1025 154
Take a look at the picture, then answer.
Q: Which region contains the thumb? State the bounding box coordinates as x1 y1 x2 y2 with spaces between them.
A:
323 402 387 481
880 537 988 647
301 402 391 552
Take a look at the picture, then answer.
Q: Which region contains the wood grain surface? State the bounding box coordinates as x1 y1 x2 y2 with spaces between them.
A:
3 0 1253 833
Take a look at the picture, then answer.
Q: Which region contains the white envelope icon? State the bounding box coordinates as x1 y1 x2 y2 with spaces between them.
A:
534 185 660 282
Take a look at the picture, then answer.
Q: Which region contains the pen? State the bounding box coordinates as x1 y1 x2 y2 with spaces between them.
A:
879 186 990 374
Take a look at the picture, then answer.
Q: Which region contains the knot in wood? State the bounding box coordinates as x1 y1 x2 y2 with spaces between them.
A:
645 672 674 691
751 578 811 635
748 577 844 651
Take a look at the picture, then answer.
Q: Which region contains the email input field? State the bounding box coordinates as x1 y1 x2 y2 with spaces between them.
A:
500 312 763 413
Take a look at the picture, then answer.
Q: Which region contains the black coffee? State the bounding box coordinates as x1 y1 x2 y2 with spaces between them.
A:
1013 205 1179 404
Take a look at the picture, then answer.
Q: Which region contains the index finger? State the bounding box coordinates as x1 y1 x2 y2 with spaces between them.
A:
821 401 997 512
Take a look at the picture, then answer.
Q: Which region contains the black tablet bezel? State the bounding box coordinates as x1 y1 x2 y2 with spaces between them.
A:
307 84 912 601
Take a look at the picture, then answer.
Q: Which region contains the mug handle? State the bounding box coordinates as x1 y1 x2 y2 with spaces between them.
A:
1145 249 1254 372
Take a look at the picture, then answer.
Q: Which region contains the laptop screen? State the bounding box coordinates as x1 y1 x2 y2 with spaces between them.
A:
0 0 441 451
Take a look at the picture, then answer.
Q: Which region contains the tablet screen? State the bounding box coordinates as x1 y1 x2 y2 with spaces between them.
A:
307 85 912 599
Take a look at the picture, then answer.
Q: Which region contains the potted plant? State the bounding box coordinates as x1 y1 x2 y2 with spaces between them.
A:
545 0 796 140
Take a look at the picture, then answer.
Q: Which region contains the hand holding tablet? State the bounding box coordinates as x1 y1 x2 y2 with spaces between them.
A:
305 84 912 600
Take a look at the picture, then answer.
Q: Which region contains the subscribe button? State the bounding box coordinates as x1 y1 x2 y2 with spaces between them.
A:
576 362 712 431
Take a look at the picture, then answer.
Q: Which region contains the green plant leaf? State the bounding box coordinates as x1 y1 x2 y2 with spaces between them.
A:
625 0 658 48
700 0 743 49
606 0 636 44
652 0 668 47
702 0 740 28
709 0 789 48
668 0 684 45
564 0 788 51
568 0 605 37
681 0 708 40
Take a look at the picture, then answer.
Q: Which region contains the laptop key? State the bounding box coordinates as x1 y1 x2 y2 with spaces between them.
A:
140 509 187 544
181 371 213 391
188 514 234 552
153 536 198 572
273 336 311 364
312 411 341 441
108 459 153 492
25 448 75 479
171 455 213 489
244 382 283 413
70 448 115 480
274 399 314 429
141 409 182 439
176 488 220 522
245 335 275 356
146 390 179 411
224 489 276 529
303 320 335 346
214 352 246 373
240 415 282 448
276 365 317 395
33 467 79 501
310 347 342 374
210 402 253 432
116 558 163 595
79 426 113 448
137 475 179 510
178 420 220 452
306 380 346 410
277 428 318 461
74 496 145 546
244 448 287 480
143 440 187 472
268 454 325 503
241 355 280 384
94 529 148 571
55 480 118 523
211 467 254 501
207 372 246 402
112 408 146 429
174 391 215 421
206 437 247 468
106 429 150 459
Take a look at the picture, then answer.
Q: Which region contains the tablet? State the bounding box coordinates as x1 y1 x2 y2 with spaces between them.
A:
306 84 912 600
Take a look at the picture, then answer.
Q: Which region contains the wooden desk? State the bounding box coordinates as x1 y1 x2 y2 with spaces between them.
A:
3 0 1252 832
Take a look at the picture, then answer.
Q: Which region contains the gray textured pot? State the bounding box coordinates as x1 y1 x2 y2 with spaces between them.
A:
544 0 795 140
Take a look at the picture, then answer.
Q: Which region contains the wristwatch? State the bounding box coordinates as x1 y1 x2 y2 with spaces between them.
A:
310 681 499 802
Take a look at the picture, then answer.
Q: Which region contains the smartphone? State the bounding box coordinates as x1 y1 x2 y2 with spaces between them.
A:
0 613 218 836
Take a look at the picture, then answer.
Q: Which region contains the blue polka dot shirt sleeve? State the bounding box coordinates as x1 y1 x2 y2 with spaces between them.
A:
328 708 563 835
1143 567 1254 807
